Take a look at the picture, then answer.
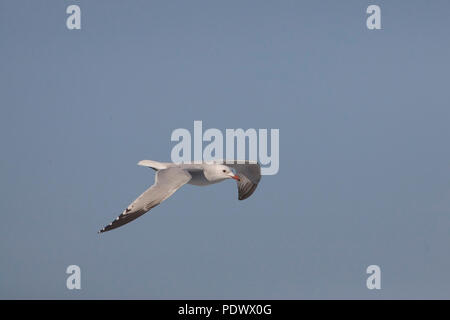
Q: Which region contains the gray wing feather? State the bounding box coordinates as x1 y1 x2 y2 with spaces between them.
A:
99 167 191 233
223 160 261 200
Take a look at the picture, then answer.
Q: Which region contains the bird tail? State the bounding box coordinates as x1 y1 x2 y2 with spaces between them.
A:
137 160 169 170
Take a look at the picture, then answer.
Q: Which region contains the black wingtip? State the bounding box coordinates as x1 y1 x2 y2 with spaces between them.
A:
238 183 258 200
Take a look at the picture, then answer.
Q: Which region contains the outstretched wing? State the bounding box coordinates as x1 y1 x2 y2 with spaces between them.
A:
99 167 192 233
223 160 261 200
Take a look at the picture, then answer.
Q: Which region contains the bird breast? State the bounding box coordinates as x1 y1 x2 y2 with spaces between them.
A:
186 169 225 186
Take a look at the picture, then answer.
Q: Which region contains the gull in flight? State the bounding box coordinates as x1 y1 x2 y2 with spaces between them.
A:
99 160 261 233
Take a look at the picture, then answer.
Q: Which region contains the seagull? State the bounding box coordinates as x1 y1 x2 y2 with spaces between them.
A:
99 160 261 233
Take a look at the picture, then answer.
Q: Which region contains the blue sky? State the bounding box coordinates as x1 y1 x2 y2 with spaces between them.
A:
1 0 450 298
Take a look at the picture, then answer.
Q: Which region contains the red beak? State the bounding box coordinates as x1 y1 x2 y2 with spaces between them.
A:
232 175 240 181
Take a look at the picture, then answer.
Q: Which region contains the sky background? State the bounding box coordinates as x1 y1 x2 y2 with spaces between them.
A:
1 0 450 299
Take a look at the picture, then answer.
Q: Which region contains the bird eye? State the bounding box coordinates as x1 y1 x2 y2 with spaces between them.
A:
222 170 226 173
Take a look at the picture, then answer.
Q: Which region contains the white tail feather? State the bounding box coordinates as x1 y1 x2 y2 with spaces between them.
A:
137 160 168 170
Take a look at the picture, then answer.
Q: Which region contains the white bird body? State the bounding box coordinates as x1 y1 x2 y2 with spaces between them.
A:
138 161 229 186
99 160 261 233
